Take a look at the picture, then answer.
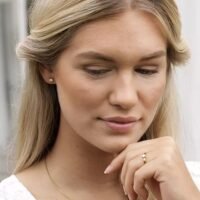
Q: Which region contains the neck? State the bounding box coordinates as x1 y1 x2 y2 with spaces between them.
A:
46 119 121 191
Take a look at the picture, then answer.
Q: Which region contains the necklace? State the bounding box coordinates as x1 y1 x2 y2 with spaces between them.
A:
44 157 72 200
44 158 129 200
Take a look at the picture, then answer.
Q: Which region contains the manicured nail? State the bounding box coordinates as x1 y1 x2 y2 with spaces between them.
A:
104 165 113 174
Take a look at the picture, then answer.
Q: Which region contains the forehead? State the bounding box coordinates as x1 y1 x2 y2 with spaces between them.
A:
64 10 167 61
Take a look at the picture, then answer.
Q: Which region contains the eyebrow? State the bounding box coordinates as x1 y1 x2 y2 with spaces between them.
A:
139 50 166 61
76 50 166 63
76 51 115 63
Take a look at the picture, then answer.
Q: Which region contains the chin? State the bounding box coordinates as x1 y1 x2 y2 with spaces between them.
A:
108 135 143 154
100 139 132 154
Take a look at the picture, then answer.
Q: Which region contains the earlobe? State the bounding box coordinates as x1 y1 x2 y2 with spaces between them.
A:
39 65 55 84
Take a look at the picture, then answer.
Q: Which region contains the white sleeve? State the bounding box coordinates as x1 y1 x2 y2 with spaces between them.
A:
0 175 36 200
186 161 200 190
0 180 8 200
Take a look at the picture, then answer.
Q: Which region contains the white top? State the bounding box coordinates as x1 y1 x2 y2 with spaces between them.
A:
0 161 200 200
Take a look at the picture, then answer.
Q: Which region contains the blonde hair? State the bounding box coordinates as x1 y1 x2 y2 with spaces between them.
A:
15 0 189 174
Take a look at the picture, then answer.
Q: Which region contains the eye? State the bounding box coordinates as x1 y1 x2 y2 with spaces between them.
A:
135 68 158 75
84 67 112 77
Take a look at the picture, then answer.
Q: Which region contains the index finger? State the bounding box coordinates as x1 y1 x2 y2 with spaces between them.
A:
104 147 128 174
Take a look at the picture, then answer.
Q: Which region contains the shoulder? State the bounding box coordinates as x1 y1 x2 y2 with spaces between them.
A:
186 161 200 190
0 175 36 200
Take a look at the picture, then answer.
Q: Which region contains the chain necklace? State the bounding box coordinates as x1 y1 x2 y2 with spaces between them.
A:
44 157 72 200
44 158 129 200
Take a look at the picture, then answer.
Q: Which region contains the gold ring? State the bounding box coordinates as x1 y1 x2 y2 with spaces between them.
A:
142 153 147 164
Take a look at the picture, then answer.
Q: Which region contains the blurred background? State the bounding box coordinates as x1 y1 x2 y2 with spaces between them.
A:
0 0 200 181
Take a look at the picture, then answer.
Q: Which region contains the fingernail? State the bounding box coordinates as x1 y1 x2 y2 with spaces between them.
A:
104 165 113 174
128 194 133 200
138 196 145 200
123 185 127 195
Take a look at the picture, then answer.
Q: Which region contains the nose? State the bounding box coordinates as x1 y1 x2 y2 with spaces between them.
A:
108 72 139 110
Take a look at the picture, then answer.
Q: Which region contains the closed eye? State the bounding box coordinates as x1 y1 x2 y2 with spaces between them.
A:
135 68 158 75
85 68 112 76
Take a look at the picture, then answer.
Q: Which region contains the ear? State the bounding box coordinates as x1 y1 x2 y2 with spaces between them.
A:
39 65 55 84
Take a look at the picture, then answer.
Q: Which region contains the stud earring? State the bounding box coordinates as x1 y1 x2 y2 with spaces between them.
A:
49 78 54 83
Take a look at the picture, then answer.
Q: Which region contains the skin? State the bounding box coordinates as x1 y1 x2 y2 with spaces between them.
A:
52 10 167 155
16 9 200 200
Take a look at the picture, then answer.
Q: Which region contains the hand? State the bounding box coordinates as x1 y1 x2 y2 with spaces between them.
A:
104 136 199 200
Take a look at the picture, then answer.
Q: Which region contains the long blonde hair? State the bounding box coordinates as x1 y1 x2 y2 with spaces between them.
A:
15 0 189 173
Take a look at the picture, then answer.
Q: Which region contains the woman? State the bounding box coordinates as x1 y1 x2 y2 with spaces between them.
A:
0 0 200 199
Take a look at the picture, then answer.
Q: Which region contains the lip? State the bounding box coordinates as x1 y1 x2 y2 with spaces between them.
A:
102 116 139 123
100 116 139 133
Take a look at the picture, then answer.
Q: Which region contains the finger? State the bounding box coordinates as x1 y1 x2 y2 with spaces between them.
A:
104 138 159 174
133 159 161 200
120 150 141 184
146 179 161 200
104 148 128 174
124 159 143 198
104 140 152 174
121 149 153 185
134 168 149 200
124 157 143 199
128 191 138 200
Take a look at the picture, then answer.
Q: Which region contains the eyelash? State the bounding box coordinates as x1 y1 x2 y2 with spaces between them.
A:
84 67 158 77
135 68 158 75
85 68 111 76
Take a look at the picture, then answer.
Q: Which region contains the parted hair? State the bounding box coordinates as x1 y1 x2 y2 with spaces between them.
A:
15 0 189 174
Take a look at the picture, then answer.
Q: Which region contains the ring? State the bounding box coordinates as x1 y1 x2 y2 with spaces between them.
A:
142 153 147 164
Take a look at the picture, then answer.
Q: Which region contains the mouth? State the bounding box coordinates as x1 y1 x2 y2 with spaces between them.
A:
98 116 140 133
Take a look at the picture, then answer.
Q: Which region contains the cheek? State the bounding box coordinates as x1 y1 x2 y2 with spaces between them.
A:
56 75 107 116
138 78 166 136
142 78 166 113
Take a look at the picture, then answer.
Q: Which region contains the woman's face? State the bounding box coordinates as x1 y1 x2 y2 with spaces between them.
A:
50 10 167 153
